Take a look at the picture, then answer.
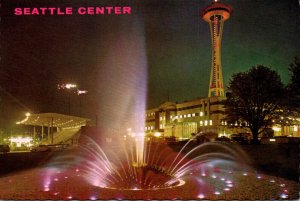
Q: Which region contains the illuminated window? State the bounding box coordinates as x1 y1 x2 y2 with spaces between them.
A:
183 115 186 118
293 126 298 132
151 126 154 130
204 120 208 126
160 117 162 121
179 115 182 118
200 121 203 126
192 113 195 117
200 112 203 117
188 114 191 117
209 120 213 126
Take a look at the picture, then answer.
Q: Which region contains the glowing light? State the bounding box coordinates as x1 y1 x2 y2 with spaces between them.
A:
269 139 275 142
280 193 288 199
243 173 248 176
214 191 220 195
198 194 205 199
280 184 285 187
65 84 77 89
224 188 230 191
272 126 281 132
211 175 217 179
67 196 73 199
293 125 298 132
154 132 161 137
44 187 50 191
53 192 59 195
9 137 32 143
16 113 32 124
201 173 206 177
270 179 275 183
77 89 88 95
90 196 97 200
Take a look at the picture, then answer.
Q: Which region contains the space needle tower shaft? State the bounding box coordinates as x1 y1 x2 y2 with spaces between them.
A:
201 0 233 97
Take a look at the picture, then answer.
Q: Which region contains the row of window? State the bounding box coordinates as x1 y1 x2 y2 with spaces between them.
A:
200 120 213 126
146 119 213 131
159 112 207 121
145 126 154 131
221 120 250 127
146 112 155 117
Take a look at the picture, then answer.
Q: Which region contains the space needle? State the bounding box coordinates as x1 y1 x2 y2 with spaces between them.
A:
201 0 233 97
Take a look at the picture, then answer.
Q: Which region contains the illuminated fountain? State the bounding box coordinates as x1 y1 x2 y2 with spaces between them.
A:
43 18 253 194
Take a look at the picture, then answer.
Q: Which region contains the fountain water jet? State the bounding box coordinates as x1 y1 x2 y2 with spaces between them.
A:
43 17 253 194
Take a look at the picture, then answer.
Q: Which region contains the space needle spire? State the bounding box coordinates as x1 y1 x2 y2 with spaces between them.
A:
201 0 233 97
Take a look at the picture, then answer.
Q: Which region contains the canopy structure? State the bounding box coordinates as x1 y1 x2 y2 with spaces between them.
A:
17 113 89 129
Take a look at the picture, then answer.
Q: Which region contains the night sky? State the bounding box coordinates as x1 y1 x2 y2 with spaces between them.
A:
0 0 299 131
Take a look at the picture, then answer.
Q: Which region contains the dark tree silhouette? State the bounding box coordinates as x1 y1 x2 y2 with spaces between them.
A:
224 65 286 144
287 56 300 112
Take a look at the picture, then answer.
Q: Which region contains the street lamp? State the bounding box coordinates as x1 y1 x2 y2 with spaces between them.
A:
57 83 77 115
76 89 88 117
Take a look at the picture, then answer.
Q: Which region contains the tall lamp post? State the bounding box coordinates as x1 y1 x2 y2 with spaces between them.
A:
76 89 88 117
57 83 77 115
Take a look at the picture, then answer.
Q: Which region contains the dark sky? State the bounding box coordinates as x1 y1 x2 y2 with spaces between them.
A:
0 0 299 131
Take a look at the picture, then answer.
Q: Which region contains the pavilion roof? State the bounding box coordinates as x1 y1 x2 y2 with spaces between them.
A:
16 113 89 128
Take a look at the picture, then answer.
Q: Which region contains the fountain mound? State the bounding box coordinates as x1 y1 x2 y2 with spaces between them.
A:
102 165 185 190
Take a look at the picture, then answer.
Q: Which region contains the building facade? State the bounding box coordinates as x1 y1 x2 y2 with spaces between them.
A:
145 96 247 139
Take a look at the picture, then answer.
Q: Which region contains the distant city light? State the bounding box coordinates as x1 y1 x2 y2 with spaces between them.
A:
57 83 77 90
76 89 88 95
65 84 77 89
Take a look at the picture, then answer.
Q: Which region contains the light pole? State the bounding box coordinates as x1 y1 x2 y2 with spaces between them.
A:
76 89 88 117
57 83 77 115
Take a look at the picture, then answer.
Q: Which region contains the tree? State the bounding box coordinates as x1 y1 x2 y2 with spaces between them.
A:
224 65 286 144
287 56 300 112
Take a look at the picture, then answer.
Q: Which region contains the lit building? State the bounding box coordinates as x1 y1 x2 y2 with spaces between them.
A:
201 0 233 97
145 97 247 139
16 113 89 145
